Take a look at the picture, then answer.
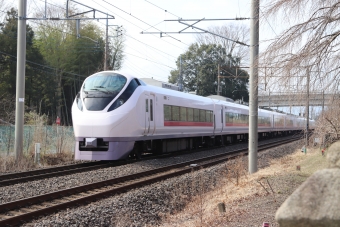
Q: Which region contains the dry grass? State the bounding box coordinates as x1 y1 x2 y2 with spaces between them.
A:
162 146 329 227
40 151 74 166
0 111 76 173
0 154 36 173
0 150 74 173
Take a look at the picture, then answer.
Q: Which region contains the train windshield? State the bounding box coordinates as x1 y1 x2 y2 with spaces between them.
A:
82 73 127 111
83 74 127 94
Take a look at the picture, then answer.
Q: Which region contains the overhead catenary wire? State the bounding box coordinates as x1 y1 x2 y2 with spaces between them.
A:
144 0 181 19
26 1 182 76
91 0 188 51
97 20 178 60
0 11 175 78
101 0 185 44
0 50 86 78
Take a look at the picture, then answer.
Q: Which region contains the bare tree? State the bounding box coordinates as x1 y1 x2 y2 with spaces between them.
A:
108 27 125 70
314 97 340 145
260 0 340 95
196 24 249 66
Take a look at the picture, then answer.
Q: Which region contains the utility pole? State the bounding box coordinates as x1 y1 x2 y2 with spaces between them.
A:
178 55 183 91
249 0 259 174
305 68 310 147
217 64 221 95
104 13 108 70
14 0 27 160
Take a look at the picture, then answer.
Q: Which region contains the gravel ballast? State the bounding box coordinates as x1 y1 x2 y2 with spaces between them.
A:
0 138 286 204
11 139 303 227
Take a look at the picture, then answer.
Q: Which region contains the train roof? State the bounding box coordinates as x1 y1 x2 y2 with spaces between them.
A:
97 71 304 118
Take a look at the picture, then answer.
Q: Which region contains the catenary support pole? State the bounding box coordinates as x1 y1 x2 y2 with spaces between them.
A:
305 69 310 147
249 0 259 174
179 55 182 91
104 13 108 70
14 0 27 160
217 64 221 96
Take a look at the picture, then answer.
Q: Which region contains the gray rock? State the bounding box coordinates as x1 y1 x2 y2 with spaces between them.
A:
275 168 340 227
326 142 340 168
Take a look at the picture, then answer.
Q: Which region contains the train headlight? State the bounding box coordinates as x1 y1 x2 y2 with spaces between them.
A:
108 99 124 111
117 99 124 106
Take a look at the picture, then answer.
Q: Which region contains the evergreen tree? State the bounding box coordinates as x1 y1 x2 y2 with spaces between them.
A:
169 43 249 101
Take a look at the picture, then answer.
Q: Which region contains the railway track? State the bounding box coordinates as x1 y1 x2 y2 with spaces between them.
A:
0 137 298 226
0 161 122 187
0 135 296 187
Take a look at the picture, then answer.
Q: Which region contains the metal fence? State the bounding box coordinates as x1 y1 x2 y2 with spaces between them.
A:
0 125 75 155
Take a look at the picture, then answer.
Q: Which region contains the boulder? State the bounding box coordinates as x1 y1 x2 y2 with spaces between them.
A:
326 142 340 168
276 168 340 227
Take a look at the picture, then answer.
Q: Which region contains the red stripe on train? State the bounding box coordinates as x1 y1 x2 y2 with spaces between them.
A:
164 121 213 127
225 123 272 127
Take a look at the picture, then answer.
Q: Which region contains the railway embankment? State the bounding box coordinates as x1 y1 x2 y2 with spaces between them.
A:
161 141 330 227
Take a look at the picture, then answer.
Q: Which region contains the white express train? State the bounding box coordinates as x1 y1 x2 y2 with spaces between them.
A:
72 71 314 160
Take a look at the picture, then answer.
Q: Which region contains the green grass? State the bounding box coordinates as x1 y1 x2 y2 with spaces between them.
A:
299 148 329 176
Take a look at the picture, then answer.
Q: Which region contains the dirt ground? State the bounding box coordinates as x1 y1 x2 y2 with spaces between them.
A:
161 145 329 227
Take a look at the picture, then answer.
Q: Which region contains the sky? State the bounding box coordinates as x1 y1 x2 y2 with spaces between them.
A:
2 0 321 117
72 0 253 81
3 0 282 82
19 0 255 82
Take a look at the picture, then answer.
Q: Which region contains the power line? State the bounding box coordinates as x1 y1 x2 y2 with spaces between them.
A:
101 0 189 45
1 2 179 77
96 20 177 59
124 59 164 79
144 0 181 19
95 0 187 52
0 50 86 78
29 1 181 68
259 7 277 36
124 51 176 69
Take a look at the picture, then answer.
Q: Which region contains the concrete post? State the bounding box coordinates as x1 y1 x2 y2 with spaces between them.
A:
104 13 108 70
14 0 27 160
217 64 221 95
249 0 259 174
35 143 41 164
305 69 310 147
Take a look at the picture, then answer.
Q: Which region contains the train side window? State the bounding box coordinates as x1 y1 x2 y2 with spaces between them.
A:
199 109 205 122
180 107 187 121
172 106 180 121
205 110 211 122
150 99 153 121
226 112 235 123
187 108 194 122
164 105 171 121
194 109 199 122
146 99 148 112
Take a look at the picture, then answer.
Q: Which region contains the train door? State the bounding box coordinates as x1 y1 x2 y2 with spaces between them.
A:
144 93 155 136
220 106 224 133
148 94 155 135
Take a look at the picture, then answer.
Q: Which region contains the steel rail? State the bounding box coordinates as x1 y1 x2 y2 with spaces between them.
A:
0 161 122 187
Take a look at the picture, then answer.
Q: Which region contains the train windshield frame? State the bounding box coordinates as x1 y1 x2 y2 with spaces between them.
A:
82 73 127 111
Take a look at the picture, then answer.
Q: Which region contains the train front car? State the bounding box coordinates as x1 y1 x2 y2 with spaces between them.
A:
72 71 143 160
